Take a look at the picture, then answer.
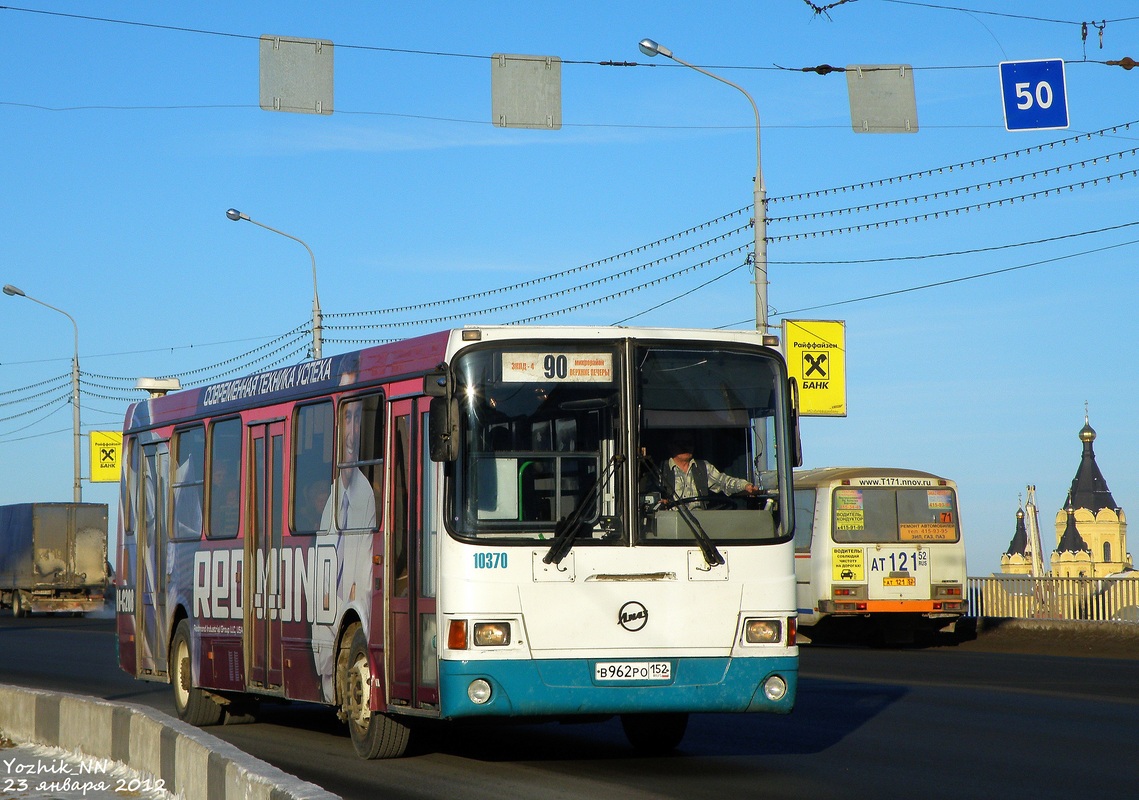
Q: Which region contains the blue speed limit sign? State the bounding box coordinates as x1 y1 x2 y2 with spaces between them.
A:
999 59 1068 131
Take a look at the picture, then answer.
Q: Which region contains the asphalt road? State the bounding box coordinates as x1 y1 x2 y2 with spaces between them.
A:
2 612 1136 800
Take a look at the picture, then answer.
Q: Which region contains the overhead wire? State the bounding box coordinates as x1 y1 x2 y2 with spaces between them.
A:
772 236 1139 317
769 120 1139 204
772 218 1139 265
510 243 753 326
612 262 749 325
770 148 1139 225
328 210 751 320
772 167 1139 242
326 227 751 331
0 392 71 426
0 373 70 399
0 377 72 409
878 1 1139 27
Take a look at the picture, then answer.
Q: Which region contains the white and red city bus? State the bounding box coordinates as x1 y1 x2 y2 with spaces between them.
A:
116 326 801 758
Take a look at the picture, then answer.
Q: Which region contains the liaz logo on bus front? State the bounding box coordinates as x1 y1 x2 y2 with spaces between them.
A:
618 601 648 631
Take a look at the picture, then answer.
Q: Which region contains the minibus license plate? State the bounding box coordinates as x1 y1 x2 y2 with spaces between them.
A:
595 661 671 681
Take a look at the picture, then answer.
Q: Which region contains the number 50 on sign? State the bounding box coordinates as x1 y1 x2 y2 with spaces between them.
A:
999 59 1068 132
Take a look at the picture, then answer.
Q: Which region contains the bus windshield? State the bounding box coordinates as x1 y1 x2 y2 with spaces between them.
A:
831 486 961 544
637 345 788 544
449 340 790 545
452 344 622 541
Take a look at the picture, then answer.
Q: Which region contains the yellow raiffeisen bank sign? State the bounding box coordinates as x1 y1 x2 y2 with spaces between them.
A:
782 319 847 417
89 430 123 483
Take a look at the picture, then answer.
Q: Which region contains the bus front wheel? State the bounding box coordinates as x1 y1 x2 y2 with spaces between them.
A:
170 620 224 726
342 626 410 759
620 712 688 754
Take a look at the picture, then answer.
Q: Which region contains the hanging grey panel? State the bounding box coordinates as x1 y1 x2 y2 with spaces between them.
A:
846 64 917 133
491 53 562 130
260 35 334 115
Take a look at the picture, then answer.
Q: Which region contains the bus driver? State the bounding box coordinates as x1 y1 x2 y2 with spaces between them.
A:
659 432 761 508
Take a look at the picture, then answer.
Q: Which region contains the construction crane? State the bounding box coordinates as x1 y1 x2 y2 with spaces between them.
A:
1024 485 1046 578
1024 484 1053 617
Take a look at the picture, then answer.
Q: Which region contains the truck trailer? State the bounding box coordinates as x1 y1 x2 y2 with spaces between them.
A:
0 503 109 616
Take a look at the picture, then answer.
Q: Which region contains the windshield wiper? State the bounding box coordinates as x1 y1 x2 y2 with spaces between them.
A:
543 454 625 566
640 453 725 568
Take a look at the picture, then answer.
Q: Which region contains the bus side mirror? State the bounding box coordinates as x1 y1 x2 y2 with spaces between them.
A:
424 368 448 398
429 396 459 462
789 377 803 467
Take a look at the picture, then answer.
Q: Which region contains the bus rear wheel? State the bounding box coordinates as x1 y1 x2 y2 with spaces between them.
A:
620 712 689 754
342 626 409 759
170 620 224 726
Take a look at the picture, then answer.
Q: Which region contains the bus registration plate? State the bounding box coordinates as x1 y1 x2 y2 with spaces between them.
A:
883 577 916 586
595 661 672 682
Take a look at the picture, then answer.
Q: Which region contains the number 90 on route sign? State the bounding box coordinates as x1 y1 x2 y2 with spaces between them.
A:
999 59 1069 132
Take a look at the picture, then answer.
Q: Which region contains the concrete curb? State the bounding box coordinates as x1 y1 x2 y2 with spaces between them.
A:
972 616 1139 637
965 616 1139 644
0 684 340 800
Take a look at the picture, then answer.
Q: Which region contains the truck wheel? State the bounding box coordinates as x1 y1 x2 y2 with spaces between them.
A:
11 592 28 618
341 625 409 759
170 620 224 726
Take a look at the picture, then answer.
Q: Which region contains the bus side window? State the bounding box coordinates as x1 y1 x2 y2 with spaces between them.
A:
207 418 242 539
293 401 334 534
123 437 138 537
792 488 816 552
172 426 205 541
334 394 384 531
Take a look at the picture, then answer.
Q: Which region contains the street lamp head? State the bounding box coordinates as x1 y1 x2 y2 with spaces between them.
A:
638 38 672 59
3 284 26 297
226 208 248 222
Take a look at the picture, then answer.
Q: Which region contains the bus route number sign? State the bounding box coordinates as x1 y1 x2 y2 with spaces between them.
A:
502 352 614 383
999 59 1068 131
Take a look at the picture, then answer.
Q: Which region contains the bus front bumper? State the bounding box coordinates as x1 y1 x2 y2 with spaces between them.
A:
437 655 797 719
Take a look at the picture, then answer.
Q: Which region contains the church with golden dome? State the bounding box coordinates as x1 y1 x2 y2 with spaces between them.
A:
1001 413 1132 578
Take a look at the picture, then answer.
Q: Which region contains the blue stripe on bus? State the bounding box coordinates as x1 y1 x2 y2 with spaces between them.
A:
437 656 797 718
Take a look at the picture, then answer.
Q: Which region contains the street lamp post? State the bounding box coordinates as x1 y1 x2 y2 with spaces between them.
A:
3 284 82 502
637 38 768 333
226 208 323 361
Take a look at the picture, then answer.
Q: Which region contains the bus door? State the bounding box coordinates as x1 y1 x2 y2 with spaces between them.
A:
791 486 818 618
138 441 170 676
388 399 439 710
247 419 285 691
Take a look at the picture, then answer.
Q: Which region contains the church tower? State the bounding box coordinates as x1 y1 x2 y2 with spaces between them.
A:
1000 506 1033 575
1050 414 1130 578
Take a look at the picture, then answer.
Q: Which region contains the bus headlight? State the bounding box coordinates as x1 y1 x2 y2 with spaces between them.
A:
473 622 511 647
744 618 782 644
467 679 493 705
763 675 788 702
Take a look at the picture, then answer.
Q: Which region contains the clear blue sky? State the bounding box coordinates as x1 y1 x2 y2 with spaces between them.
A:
3 1 1137 575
